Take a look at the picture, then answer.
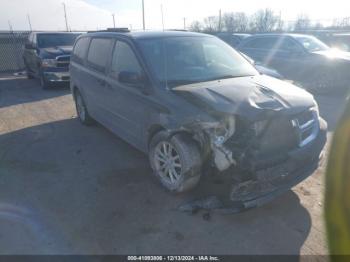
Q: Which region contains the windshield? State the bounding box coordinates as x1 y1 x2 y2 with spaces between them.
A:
37 33 80 48
294 35 329 52
138 36 258 88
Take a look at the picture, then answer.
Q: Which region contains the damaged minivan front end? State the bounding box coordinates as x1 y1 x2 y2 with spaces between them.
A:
173 75 327 209
71 31 328 211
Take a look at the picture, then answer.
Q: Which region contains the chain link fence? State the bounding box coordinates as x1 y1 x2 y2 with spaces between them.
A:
0 31 30 73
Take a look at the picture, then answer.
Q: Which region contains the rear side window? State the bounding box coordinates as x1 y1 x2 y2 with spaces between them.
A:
242 37 278 50
72 37 90 62
87 38 113 72
279 38 301 52
111 41 142 77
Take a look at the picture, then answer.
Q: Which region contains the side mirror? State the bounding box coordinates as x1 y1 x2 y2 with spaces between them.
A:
25 43 35 49
118 71 144 86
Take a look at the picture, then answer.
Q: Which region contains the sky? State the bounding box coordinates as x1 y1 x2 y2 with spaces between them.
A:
0 0 349 31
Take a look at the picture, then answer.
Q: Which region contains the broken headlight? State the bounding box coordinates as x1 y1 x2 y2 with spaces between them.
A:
212 116 236 146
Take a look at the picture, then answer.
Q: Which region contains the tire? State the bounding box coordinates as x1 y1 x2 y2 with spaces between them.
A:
74 89 94 125
149 131 202 193
39 72 50 90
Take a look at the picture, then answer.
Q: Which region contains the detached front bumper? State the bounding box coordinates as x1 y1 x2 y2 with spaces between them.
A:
229 118 327 209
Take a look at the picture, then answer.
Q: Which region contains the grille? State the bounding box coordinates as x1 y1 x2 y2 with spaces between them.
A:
225 109 318 154
56 55 70 68
257 117 297 154
292 109 319 147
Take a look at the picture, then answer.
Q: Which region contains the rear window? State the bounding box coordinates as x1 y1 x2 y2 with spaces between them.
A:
72 37 90 62
87 38 113 71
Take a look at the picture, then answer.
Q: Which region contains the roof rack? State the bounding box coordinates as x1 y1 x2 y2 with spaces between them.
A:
106 28 130 32
88 28 130 33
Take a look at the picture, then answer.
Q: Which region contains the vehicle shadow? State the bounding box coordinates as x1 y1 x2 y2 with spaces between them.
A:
0 118 312 255
0 76 70 108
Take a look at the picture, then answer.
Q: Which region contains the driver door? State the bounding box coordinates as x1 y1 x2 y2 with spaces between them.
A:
104 40 150 149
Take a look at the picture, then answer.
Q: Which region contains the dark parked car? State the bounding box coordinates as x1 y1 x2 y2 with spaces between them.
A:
70 30 327 208
240 52 284 79
23 32 81 89
238 33 350 93
214 34 283 79
321 33 350 51
216 33 251 47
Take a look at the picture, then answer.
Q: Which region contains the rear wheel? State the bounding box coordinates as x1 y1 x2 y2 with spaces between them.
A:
149 131 202 193
74 89 94 125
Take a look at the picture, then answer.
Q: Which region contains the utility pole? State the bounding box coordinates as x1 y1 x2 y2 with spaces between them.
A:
161 4 164 31
183 17 186 30
112 13 116 28
218 9 222 32
62 2 69 31
8 20 13 32
27 14 32 31
142 0 145 30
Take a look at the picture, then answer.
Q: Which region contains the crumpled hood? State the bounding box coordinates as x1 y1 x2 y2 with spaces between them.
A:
313 49 350 62
172 75 315 121
41 46 73 56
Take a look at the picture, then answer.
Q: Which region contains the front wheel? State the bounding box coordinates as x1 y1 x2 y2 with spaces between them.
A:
149 131 202 193
39 72 50 89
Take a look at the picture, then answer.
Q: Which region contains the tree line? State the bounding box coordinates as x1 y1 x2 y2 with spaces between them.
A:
190 9 350 33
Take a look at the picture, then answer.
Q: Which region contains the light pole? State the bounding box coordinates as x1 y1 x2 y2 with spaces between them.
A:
112 13 116 28
8 20 13 32
142 0 145 30
62 2 69 31
218 9 222 32
27 14 32 31
161 4 164 31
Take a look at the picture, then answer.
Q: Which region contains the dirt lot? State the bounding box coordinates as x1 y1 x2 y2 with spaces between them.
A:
0 75 347 255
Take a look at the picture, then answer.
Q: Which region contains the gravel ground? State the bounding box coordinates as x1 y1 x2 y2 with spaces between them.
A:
0 75 347 255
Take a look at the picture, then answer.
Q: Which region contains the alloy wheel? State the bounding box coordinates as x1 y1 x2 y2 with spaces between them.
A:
154 141 182 185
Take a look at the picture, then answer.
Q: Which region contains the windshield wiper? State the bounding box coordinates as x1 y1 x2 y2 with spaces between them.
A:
163 79 202 88
164 74 255 88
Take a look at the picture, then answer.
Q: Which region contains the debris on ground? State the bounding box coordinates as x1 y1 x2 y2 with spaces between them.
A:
178 196 224 213
178 195 248 216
